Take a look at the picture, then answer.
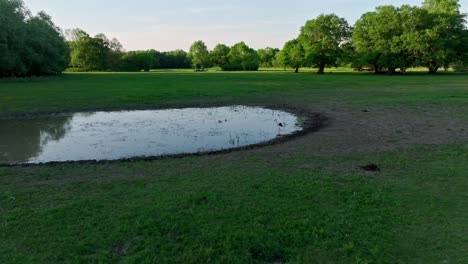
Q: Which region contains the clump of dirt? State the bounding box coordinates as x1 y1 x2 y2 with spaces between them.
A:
359 164 381 172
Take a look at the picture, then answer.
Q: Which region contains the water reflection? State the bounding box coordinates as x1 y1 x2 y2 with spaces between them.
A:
0 106 302 165
0 116 72 164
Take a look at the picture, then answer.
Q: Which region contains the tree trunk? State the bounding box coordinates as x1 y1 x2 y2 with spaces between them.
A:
428 65 439 74
295 67 299 73
373 64 380 74
317 65 325 74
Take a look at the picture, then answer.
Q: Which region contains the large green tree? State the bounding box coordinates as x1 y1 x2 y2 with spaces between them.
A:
189 40 210 71
353 1 467 74
0 0 68 77
67 29 112 71
24 12 69 75
210 44 230 68
418 0 466 73
352 6 415 74
299 14 351 74
276 39 305 73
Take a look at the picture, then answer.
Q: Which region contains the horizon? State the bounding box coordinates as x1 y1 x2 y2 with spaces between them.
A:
23 0 468 51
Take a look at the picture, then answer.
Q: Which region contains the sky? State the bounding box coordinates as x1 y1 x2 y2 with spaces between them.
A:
24 0 468 51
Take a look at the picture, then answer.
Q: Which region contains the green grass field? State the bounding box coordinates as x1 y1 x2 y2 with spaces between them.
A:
1 71 467 263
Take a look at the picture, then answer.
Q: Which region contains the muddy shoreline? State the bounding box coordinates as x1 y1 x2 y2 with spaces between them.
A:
0 105 328 167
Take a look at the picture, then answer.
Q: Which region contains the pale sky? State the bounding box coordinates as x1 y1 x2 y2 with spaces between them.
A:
24 0 468 51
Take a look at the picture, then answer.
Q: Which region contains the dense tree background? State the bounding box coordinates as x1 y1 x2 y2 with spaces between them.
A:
0 0 69 77
1 0 467 76
221 42 261 71
352 0 467 74
257 47 280 68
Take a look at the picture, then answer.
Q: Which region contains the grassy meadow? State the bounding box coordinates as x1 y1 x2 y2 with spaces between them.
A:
0 70 467 263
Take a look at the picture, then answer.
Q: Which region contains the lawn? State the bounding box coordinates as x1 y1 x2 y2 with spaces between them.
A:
0 71 467 263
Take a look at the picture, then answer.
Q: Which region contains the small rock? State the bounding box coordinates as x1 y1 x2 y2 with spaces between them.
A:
278 123 284 127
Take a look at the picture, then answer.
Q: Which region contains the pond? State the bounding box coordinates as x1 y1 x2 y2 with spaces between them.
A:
0 106 304 165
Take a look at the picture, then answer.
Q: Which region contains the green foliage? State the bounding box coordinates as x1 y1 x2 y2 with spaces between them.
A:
66 28 192 72
120 50 159 72
0 0 68 77
222 42 260 71
67 30 110 71
352 1 467 74
423 0 461 13
210 44 230 67
299 14 351 74
189 40 211 70
276 39 305 73
117 49 192 71
353 6 413 73
257 47 279 67
160 50 192 69
4 0 466 75
419 0 466 73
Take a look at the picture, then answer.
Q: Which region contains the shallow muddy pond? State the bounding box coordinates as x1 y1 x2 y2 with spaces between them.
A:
0 106 303 165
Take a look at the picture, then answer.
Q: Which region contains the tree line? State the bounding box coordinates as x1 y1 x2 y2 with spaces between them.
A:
66 29 192 72
277 0 468 74
1 0 467 77
65 32 274 72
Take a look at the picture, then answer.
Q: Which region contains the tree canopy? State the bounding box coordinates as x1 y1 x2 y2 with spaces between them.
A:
352 0 467 73
0 0 69 77
210 44 231 68
299 14 351 74
189 40 210 71
221 42 260 71
276 39 305 73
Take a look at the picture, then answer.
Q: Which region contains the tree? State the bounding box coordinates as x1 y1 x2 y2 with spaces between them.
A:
299 14 351 74
24 11 69 75
189 40 210 71
353 6 418 74
210 44 230 68
353 1 467 74
257 47 280 67
276 39 305 73
223 42 260 71
67 30 113 71
418 0 466 73
109 38 123 52
0 0 68 77
0 0 29 76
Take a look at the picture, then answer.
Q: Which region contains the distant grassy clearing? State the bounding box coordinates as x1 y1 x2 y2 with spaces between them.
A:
0 71 466 115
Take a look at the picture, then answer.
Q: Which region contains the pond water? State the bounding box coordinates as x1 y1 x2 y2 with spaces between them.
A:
0 106 303 165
